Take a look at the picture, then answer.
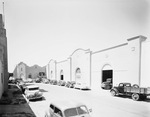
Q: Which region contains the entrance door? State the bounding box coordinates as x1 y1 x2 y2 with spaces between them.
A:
60 70 64 80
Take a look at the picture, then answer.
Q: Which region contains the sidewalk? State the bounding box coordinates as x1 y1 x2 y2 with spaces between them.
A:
0 84 36 117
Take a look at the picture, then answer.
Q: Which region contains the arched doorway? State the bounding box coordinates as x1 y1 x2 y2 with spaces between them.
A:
20 73 25 81
28 73 32 78
75 68 81 83
60 70 64 80
50 71 53 79
101 64 113 89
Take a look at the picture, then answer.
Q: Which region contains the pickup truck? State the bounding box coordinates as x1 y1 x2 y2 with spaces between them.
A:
110 83 150 101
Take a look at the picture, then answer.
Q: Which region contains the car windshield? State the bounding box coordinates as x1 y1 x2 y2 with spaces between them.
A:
64 106 88 117
77 106 88 115
64 108 78 117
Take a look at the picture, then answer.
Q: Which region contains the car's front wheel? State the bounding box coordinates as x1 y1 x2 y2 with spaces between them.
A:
110 90 117 96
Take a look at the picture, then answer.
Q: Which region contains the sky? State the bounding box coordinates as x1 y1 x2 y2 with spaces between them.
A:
0 0 149 72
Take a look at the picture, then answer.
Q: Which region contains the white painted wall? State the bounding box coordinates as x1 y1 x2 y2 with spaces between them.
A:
56 59 70 81
17 63 26 80
92 44 130 91
47 36 148 91
91 36 146 91
48 60 56 80
141 41 150 87
71 49 91 87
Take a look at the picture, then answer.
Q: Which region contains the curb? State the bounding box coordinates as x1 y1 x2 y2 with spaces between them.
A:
16 84 29 104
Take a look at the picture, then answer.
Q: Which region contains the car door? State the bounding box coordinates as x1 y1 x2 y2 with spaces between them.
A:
118 83 125 93
53 107 63 117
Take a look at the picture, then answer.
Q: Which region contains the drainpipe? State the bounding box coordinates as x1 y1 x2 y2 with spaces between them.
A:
89 51 92 89
69 57 72 81
55 60 57 80
139 36 147 86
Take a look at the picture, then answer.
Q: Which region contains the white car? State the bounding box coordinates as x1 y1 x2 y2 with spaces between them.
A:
45 100 92 117
74 83 90 90
24 85 43 100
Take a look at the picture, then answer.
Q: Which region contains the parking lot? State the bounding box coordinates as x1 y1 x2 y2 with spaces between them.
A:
27 83 150 117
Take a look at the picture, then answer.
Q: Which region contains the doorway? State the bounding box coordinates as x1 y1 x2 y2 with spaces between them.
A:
60 70 64 80
102 70 113 82
101 64 113 89
75 68 81 82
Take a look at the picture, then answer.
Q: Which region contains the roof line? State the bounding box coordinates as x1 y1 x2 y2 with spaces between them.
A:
92 43 128 54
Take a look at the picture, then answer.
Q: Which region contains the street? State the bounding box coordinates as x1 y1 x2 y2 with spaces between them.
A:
28 83 150 117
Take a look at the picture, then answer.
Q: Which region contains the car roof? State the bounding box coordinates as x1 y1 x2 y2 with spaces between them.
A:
50 100 86 111
26 85 39 89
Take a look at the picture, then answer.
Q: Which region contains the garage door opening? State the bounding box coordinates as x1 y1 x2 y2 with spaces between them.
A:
60 70 64 80
101 64 113 90
102 70 112 82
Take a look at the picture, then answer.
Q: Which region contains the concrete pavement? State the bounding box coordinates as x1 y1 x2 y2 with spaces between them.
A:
0 84 36 117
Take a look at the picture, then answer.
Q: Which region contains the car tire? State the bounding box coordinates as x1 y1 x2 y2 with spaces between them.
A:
132 93 140 101
110 90 117 96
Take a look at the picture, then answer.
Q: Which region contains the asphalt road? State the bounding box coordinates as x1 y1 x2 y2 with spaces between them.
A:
28 83 150 117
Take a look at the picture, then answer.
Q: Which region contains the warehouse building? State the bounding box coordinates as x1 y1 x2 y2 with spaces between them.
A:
47 35 150 91
13 62 46 80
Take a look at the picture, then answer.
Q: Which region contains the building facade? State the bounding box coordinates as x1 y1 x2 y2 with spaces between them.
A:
0 14 8 99
13 62 46 80
47 35 150 92
47 48 92 88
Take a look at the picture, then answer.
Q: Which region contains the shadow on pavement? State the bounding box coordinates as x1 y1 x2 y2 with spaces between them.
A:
29 96 46 102
0 84 37 117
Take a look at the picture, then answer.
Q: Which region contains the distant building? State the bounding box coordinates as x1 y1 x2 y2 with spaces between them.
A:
13 62 46 80
47 35 150 91
0 14 8 99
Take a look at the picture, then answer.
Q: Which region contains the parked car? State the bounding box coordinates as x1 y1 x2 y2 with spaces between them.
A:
42 78 50 84
52 80 58 85
59 80 66 86
101 78 112 90
24 85 43 101
69 81 76 88
110 82 150 101
18 81 26 93
45 100 92 117
74 82 90 90
57 80 63 86
65 81 71 88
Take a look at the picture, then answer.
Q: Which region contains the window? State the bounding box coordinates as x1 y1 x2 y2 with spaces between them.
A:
28 74 32 78
50 104 55 110
51 71 53 78
77 106 88 115
64 108 78 117
54 107 62 117
119 83 124 87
